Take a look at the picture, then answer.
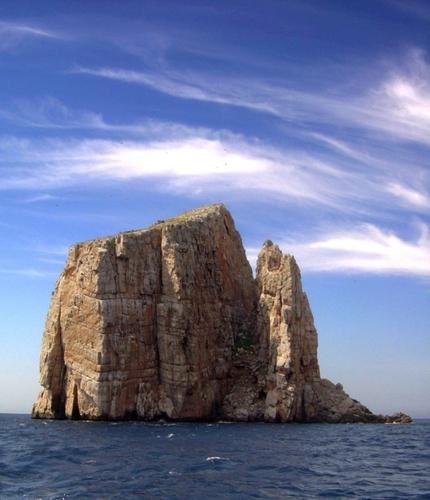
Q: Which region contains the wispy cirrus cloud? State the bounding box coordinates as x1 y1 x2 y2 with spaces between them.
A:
386 183 430 209
0 97 105 129
19 193 59 204
0 126 424 215
74 49 430 146
33 243 69 257
2 96 429 216
0 96 197 137
0 267 55 278
0 20 59 50
302 224 430 276
73 66 277 115
37 257 66 266
0 104 429 220
248 223 430 276
0 133 337 206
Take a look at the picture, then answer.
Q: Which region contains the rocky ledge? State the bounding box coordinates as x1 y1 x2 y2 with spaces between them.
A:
32 204 411 424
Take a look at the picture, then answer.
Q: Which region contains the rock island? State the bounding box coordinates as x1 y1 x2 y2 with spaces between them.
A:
32 204 411 423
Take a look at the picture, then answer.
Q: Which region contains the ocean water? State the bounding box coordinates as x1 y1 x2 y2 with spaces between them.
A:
1 414 429 499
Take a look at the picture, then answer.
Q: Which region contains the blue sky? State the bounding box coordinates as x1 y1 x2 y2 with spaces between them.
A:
0 0 429 417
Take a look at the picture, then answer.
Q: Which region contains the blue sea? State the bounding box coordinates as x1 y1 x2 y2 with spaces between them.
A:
1 414 429 499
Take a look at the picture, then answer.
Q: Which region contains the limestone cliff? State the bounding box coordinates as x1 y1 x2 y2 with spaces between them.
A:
32 204 411 423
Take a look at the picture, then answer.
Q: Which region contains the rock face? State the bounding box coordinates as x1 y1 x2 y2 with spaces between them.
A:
33 204 411 424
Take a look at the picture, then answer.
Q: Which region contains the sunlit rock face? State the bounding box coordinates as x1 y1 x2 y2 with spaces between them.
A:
32 204 411 424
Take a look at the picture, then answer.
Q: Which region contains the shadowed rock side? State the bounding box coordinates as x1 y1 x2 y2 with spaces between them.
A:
32 204 411 424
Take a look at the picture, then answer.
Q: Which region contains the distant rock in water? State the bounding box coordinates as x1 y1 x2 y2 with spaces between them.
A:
32 204 411 424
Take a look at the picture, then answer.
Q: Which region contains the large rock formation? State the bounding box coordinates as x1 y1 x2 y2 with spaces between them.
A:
33 204 411 423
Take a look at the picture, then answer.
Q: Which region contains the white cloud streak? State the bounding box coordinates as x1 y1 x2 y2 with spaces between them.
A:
0 134 329 205
19 193 59 204
0 97 106 129
0 97 205 137
0 128 415 213
0 267 54 278
386 183 430 209
33 243 69 256
0 102 428 223
3 95 429 217
74 49 430 146
37 257 66 265
74 66 277 115
282 224 430 276
0 20 59 50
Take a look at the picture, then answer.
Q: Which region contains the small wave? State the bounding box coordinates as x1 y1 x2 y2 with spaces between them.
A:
167 433 174 439
206 456 229 462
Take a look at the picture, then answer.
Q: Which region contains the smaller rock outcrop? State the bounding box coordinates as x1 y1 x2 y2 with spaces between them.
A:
32 204 411 424
382 413 412 424
221 240 405 423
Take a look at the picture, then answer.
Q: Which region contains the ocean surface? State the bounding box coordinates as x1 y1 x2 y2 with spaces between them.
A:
1 414 429 499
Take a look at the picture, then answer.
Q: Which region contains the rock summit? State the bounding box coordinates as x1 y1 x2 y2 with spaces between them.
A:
33 204 411 423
